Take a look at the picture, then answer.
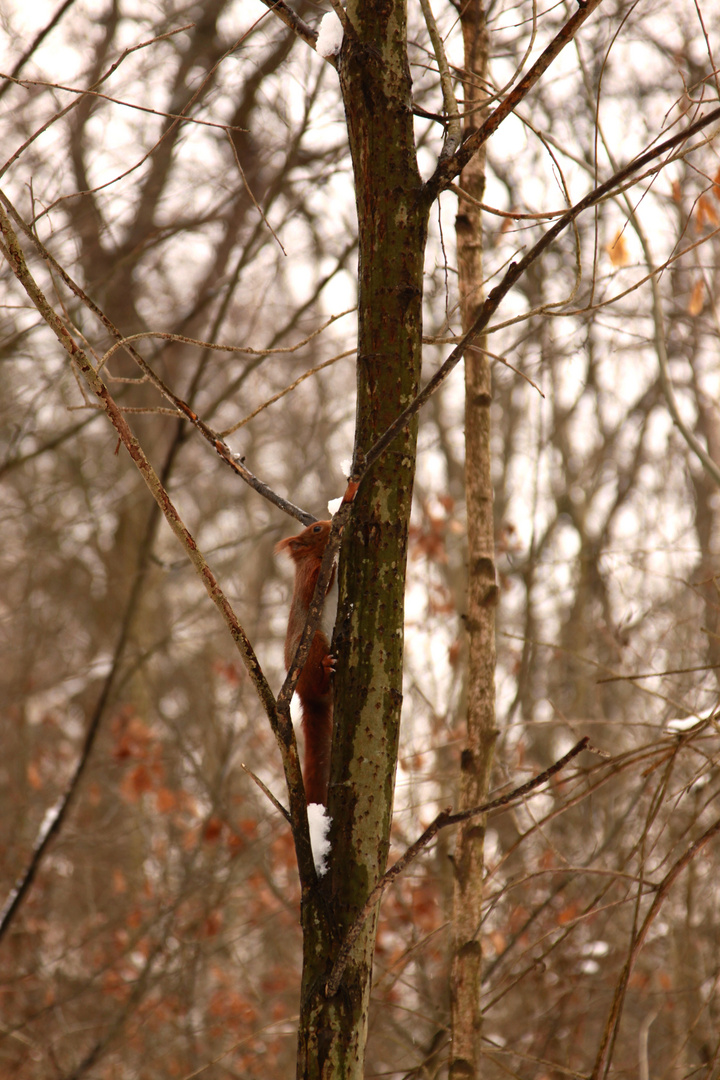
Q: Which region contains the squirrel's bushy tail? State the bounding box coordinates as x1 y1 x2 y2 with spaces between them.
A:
301 697 333 805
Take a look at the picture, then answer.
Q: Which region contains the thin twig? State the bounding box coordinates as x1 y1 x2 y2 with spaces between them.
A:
448 183 568 219
466 343 544 397
68 404 185 416
591 93 720 488
0 203 282 763
324 737 590 997
240 764 291 823
32 19 267 227
221 350 354 434
225 129 286 254
597 663 720 684
4 71 245 132
96 320 349 370
645 221 720 487
0 429 183 941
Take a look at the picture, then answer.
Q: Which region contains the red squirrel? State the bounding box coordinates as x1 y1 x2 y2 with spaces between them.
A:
275 521 335 805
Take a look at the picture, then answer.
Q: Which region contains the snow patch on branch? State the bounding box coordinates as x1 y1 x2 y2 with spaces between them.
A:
37 798 64 847
316 12 344 58
307 802 332 876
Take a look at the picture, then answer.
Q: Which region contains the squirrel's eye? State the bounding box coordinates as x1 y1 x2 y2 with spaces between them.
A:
313 524 322 532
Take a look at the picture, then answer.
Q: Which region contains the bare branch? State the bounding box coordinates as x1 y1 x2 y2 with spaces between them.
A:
240 764 292 824
418 0 461 159
427 0 607 195
324 737 590 997
0 198 320 885
0 192 315 524
0 24 192 182
353 103 720 490
257 0 319 53
4 71 244 132
0 0 79 103
591 813 720 1080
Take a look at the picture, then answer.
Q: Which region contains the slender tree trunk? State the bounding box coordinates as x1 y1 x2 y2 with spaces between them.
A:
450 3 498 1077
295 2 430 1075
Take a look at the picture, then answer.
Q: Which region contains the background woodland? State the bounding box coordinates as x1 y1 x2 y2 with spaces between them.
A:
2 0 720 1077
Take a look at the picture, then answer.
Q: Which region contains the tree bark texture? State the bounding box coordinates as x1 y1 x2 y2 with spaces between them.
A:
450 3 498 1078
295 1 430 1076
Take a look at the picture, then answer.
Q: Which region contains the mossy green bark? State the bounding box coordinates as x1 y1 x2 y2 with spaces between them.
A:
295 1 431 1076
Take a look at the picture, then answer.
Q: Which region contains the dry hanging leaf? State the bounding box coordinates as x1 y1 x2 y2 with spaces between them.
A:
671 179 682 203
688 279 705 316
696 194 719 228
155 787 177 813
27 761 43 790
607 230 629 267
120 763 154 802
203 816 223 843
112 868 127 894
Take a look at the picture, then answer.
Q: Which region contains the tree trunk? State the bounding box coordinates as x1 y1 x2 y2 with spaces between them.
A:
295 2 430 1076
450 3 498 1077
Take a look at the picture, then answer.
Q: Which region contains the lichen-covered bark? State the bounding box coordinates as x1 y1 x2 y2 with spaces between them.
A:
450 2 498 1077
295 1 430 1076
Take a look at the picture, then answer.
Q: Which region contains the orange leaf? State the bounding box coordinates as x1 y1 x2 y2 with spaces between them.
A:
696 194 719 228
671 179 682 203
27 762 43 790
155 787 177 813
203 817 223 843
539 848 555 870
202 911 223 938
489 930 506 955
120 763 154 802
226 832 245 857
211 659 242 685
557 901 580 925
183 825 199 851
688 279 705 316
606 230 629 267
113 715 153 761
237 817 259 838
103 970 128 999
112 868 127 894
